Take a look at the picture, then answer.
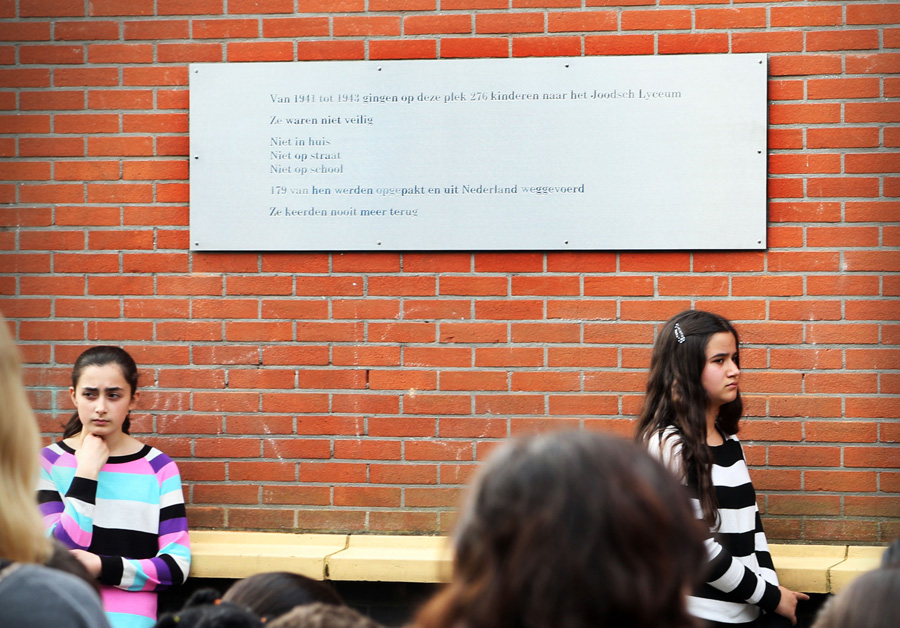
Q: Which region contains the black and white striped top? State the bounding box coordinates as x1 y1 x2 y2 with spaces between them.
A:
648 427 781 625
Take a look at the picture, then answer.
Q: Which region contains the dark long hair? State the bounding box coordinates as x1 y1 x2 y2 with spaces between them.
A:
414 431 707 628
63 346 139 438
635 310 742 526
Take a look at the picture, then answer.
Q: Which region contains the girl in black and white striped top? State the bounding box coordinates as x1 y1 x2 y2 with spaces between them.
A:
636 310 809 628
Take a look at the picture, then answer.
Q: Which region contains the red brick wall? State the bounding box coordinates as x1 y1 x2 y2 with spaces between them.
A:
2 1 898 543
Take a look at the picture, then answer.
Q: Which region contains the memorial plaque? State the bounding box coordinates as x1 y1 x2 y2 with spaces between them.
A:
189 55 767 251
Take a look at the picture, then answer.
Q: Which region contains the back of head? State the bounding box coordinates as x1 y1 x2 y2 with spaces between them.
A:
267 603 384 628
811 567 900 628
0 312 51 563
414 430 706 628
222 572 343 621
153 588 263 628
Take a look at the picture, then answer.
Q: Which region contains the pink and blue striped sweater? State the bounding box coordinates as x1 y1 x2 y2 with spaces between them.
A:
39 442 191 628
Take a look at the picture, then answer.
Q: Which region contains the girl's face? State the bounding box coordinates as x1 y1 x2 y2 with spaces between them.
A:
701 331 740 412
69 363 139 439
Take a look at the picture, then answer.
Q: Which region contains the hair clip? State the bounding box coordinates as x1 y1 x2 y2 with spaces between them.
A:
673 323 686 344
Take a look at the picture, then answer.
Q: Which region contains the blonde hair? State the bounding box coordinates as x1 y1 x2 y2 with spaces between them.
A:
0 313 51 563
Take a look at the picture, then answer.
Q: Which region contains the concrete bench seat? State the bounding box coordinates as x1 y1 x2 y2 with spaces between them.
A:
189 531 883 593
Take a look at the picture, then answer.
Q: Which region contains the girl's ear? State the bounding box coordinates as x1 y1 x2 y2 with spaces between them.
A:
129 389 141 410
69 386 77 406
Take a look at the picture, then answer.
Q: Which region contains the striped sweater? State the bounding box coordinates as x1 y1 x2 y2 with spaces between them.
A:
38 442 191 628
648 427 780 626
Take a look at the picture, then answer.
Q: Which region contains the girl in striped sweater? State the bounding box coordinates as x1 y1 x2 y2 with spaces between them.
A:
39 346 191 628
636 310 808 628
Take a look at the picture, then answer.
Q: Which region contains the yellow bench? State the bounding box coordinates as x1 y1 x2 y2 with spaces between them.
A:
189 531 884 594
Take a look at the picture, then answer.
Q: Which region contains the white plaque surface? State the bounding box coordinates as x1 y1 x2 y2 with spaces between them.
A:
189 55 767 251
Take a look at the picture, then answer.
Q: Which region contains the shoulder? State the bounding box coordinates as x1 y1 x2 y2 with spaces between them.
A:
645 426 686 479
0 564 110 627
143 446 185 481
39 442 69 464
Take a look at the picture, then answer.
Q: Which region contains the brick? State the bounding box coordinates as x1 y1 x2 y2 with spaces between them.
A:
733 31 802 53
20 90 85 111
768 129 803 148
806 471 876 493
769 55 842 77
549 394 617 416
476 12 543 34
621 252 690 272
403 394 471 415
403 299 469 320
548 10 615 32
768 445 840 467
620 300 689 321
367 417 434 438
846 349 900 371
440 370 507 391
696 8 765 29
442 0 506 9
124 19 190 40
369 370 437 391
333 439 401 461
846 102 900 123
229 0 294 14
369 276 436 296
770 5 842 27
227 41 295 62
768 397 842 419
768 495 840 516
847 53 900 74
298 462 366 484
694 252 765 272
845 398 900 419
622 9 690 30
262 17 330 38
157 0 225 16
296 41 365 61
370 322 436 343
546 300 617 321
262 485 330 506
658 276 728 296
20 0 84 17
292 510 366 532
510 322 580 343
583 323 654 344
807 127 880 149
400 487 462 514
370 39 437 60
20 44 84 64
846 496 900 518
769 103 840 125
808 30 880 52
405 347 471 368
331 394 399 415
261 438 331 459
225 414 293 434
806 421 878 443
370 0 436 10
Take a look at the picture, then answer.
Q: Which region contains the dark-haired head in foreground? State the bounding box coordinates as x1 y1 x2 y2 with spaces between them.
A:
413 430 708 628
222 571 344 623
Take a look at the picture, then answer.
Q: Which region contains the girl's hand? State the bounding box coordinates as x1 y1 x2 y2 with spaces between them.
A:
70 549 102 578
74 433 110 479
774 585 810 625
